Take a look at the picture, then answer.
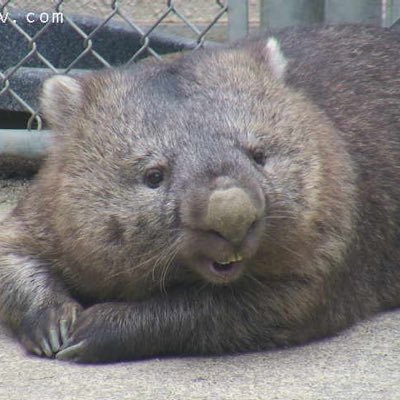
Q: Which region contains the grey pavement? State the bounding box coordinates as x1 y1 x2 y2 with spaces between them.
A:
1 185 400 400
1 311 400 400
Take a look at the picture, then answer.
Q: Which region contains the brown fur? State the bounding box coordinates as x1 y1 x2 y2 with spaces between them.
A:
0 24 400 363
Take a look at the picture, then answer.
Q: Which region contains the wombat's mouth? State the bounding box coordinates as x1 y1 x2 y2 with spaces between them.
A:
212 260 240 273
207 258 245 283
183 256 246 284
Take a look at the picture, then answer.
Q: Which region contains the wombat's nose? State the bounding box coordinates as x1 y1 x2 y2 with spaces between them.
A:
205 187 259 245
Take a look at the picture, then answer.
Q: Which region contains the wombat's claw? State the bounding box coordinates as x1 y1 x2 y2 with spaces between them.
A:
38 319 68 356
60 319 69 343
20 302 82 358
21 333 55 357
56 340 87 361
49 328 61 352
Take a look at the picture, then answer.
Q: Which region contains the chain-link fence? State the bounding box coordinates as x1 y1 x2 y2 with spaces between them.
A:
1 1 253 132
0 0 399 161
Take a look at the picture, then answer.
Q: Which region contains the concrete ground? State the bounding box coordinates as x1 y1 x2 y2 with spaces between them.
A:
0 307 399 400
1 181 400 400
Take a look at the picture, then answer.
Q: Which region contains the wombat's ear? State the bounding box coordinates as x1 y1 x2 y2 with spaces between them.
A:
264 37 287 80
40 75 83 132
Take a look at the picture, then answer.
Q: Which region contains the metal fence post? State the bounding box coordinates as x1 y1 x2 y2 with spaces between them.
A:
260 0 324 30
228 0 249 41
325 0 382 25
384 0 400 27
0 129 53 159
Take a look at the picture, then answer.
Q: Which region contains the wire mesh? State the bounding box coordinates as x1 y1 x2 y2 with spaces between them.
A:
0 0 229 130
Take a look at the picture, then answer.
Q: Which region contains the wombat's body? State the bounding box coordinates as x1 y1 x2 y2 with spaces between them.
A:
1 25 400 363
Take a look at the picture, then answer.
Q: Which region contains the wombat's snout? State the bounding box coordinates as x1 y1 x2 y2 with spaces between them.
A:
179 179 265 283
205 187 259 245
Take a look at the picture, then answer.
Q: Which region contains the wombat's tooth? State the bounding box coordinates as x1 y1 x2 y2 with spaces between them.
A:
234 254 243 262
216 260 231 265
217 254 244 265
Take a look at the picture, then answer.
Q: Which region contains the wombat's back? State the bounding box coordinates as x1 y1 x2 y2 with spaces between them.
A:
275 24 400 308
275 25 400 138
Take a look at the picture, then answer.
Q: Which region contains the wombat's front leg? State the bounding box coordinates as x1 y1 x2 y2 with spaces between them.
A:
0 250 82 357
57 281 320 363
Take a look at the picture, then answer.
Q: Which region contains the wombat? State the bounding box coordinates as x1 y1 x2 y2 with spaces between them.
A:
1 24 400 363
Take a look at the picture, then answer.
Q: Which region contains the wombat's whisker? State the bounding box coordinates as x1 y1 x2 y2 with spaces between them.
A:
261 231 304 260
104 249 168 280
151 236 183 284
150 241 178 280
158 244 182 294
245 273 267 289
106 239 181 281
265 215 298 221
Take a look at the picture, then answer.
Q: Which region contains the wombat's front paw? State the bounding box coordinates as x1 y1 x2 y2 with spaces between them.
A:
56 304 131 363
19 302 82 358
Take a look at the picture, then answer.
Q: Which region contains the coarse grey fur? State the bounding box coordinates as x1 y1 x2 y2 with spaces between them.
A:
0 24 400 363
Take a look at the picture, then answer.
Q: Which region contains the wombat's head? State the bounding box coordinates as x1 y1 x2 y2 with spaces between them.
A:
40 38 354 289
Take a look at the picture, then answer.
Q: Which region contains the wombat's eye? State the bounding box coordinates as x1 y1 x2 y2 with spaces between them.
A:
144 168 164 189
251 148 266 166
